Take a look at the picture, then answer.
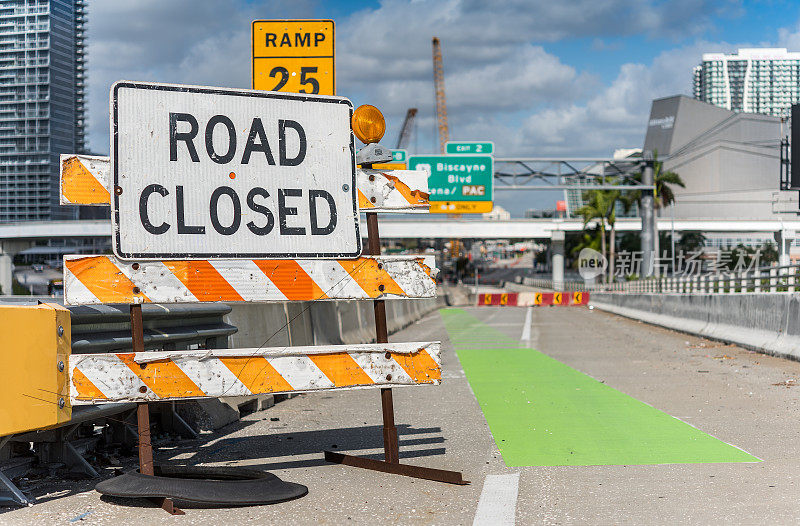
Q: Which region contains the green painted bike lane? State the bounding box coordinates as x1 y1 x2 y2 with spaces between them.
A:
440 308 759 467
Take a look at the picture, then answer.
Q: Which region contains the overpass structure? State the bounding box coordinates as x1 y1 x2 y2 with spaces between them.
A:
1 218 799 295
376 217 800 239
0 215 800 294
4 218 800 242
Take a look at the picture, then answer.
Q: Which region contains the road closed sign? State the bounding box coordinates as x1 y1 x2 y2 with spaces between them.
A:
111 81 359 259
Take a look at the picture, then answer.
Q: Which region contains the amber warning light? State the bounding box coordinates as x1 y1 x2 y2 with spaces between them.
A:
351 104 385 144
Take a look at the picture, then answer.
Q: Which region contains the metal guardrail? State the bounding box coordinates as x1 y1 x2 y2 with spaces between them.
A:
521 263 800 295
519 277 589 292
70 303 235 353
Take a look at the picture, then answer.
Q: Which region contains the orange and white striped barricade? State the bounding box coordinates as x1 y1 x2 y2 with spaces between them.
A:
63 254 436 305
58 115 466 497
61 155 430 213
70 342 441 404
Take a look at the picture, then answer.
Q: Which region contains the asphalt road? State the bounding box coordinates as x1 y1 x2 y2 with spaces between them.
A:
6 306 800 524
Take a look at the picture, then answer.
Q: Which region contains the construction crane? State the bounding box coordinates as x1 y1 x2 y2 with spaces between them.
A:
432 37 461 264
395 108 417 149
432 37 449 154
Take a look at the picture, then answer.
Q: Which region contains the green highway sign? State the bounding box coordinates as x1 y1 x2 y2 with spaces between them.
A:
445 141 494 155
408 154 493 213
390 149 407 162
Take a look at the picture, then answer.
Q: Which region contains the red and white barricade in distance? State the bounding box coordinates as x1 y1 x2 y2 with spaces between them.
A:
480 291 590 307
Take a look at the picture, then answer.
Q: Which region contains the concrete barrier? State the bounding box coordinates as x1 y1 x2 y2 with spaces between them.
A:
226 303 290 348
590 292 800 361
308 301 344 345
226 297 441 349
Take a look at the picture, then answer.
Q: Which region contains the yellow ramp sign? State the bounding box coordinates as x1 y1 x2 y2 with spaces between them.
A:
252 19 334 95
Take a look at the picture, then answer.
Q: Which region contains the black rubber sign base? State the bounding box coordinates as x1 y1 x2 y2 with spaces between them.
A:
96 466 308 508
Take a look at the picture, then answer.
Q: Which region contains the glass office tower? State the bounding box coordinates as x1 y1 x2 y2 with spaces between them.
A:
0 0 85 222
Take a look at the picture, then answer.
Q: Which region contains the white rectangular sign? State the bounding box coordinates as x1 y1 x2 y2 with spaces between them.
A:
111 81 360 259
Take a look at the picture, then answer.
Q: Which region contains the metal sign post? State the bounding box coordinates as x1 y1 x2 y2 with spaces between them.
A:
323 159 466 484
130 304 184 515
367 210 399 463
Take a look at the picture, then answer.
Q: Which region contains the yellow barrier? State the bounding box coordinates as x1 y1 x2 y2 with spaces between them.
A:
0 303 71 436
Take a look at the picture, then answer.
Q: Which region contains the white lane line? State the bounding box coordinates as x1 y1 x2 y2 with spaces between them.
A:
473 473 520 526
520 306 532 342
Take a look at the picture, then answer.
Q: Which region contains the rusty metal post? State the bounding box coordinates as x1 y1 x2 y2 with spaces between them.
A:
366 211 400 464
324 161 466 485
130 304 184 515
136 403 154 475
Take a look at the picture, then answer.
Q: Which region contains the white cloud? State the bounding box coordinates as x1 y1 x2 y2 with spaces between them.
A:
514 41 741 157
85 0 313 153
81 0 743 217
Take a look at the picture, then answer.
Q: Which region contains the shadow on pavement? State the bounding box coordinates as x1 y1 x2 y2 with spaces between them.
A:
175 424 449 469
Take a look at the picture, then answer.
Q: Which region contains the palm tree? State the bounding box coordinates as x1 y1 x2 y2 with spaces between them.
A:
576 187 620 281
569 227 603 266
628 151 686 211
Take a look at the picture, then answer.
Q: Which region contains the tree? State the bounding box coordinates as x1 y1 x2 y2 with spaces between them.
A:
759 241 778 265
629 152 686 211
576 187 620 281
677 232 707 254
630 152 686 266
569 227 603 267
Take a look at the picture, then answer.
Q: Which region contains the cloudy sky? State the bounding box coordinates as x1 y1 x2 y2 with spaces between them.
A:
84 0 800 215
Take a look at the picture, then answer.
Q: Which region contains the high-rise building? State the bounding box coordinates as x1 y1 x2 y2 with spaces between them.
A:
693 48 800 117
0 0 85 222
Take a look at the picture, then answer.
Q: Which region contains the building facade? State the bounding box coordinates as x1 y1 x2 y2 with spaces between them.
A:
644 95 782 248
693 48 800 117
0 0 85 222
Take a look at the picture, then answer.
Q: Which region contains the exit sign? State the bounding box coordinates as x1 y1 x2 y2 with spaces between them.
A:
391 149 407 162
408 154 493 214
445 141 493 155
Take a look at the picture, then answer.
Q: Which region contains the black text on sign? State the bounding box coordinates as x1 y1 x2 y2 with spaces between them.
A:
111 82 359 259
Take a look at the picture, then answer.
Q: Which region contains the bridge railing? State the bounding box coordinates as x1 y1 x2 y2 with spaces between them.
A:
520 263 800 294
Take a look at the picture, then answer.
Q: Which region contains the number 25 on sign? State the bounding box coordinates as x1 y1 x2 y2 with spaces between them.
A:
252 20 334 95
